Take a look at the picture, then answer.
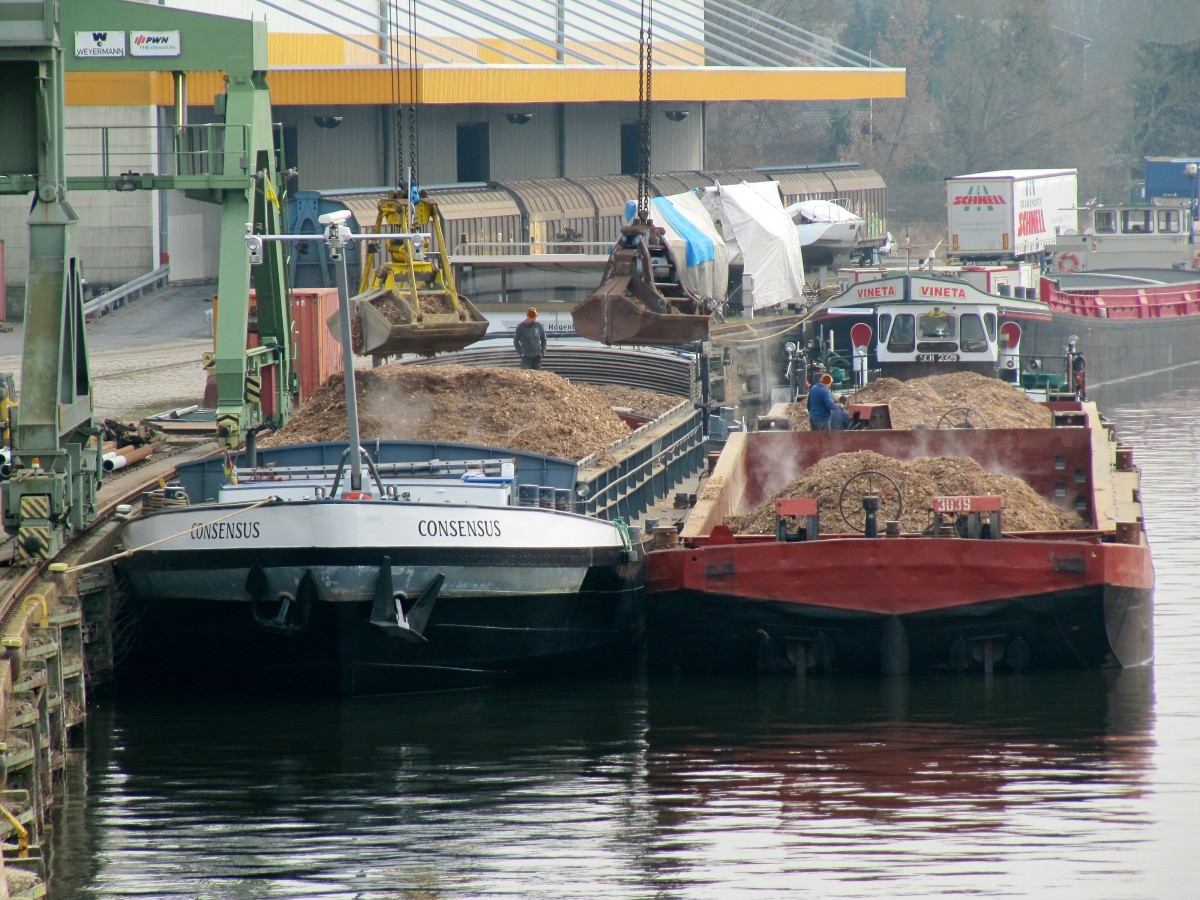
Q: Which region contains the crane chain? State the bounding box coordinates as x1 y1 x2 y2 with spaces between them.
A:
637 0 653 219
388 0 419 193
406 0 419 187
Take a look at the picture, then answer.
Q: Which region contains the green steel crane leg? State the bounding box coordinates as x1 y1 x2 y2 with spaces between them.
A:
0 4 98 562
213 73 295 447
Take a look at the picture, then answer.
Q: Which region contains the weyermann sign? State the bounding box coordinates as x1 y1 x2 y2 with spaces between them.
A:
75 31 126 57
75 30 181 58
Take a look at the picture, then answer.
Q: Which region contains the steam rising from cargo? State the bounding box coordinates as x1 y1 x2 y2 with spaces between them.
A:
259 364 674 462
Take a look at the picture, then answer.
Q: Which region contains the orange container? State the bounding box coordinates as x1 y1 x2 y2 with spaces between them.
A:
210 289 345 418
289 288 344 400
240 288 344 416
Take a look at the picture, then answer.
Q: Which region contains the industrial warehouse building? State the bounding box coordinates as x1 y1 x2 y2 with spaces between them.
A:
0 0 903 301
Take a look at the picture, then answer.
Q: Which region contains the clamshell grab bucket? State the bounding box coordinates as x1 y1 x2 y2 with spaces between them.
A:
330 192 490 356
328 287 490 356
571 219 711 346
571 277 712 346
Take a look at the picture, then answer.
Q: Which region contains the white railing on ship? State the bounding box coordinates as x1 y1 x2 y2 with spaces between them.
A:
240 457 514 481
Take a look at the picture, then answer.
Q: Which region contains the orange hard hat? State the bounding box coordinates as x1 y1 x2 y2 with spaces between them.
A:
821 373 833 386
527 307 538 318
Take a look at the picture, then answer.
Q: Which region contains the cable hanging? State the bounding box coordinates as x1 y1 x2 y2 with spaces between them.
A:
386 0 420 200
636 0 653 221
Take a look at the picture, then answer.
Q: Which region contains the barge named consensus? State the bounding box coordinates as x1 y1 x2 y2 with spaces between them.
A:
117 442 650 695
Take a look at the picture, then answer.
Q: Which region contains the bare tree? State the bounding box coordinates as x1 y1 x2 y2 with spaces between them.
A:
704 0 857 167
1128 40 1200 158
840 0 942 183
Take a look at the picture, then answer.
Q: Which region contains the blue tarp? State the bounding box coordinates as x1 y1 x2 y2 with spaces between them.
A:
650 195 715 267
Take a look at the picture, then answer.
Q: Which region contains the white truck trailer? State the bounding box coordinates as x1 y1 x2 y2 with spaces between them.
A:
946 169 1078 260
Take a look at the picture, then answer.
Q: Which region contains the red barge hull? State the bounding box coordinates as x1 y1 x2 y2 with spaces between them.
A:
647 536 1152 675
646 402 1154 677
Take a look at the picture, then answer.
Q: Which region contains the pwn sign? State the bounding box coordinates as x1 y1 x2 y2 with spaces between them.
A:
131 31 181 58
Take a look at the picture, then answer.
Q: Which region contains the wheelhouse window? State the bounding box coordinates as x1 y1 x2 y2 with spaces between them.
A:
886 314 915 352
1157 208 1183 234
1093 210 1117 234
1120 209 1153 234
877 313 893 345
983 312 996 341
918 311 955 340
960 314 988 353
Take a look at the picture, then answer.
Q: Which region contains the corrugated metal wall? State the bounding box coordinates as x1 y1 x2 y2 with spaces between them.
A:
324 164 886 256
273 107 388 192
490 112 559 182
281 102 703 189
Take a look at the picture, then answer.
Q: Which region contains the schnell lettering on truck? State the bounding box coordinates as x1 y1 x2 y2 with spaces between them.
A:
953 195 1007 205
1017 209 1047 237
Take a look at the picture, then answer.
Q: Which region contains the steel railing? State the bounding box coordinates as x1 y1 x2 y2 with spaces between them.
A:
83 266 170 319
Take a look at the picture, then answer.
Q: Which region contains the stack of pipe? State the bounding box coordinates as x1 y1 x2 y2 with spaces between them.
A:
103 444 154 473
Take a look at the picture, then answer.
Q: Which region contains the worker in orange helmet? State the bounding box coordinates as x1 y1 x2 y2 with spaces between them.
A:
514 307 547 370
807 371 838 431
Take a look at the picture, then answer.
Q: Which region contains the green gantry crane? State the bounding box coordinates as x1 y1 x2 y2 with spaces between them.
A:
0 0 293 562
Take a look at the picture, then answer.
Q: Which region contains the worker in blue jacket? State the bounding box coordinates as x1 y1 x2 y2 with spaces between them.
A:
831 395 851 430
807 373 838 431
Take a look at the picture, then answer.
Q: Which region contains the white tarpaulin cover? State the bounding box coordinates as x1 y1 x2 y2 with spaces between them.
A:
701 182 806 310
785 199 864 254
649 191 729 304
784 199 863 225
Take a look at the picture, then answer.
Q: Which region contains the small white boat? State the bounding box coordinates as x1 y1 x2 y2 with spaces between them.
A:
1044 199 1200 273
786 199 865 264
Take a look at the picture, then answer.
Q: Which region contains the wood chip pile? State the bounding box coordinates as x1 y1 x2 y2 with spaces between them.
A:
600 385 685 417
725 449 1085 536
786 371 1052 430
261 364 670 461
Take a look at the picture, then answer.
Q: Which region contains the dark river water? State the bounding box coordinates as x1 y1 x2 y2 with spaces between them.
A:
47 371 1200 899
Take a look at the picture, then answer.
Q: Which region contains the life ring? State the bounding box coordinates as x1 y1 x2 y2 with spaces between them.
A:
1057 251 1080 273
